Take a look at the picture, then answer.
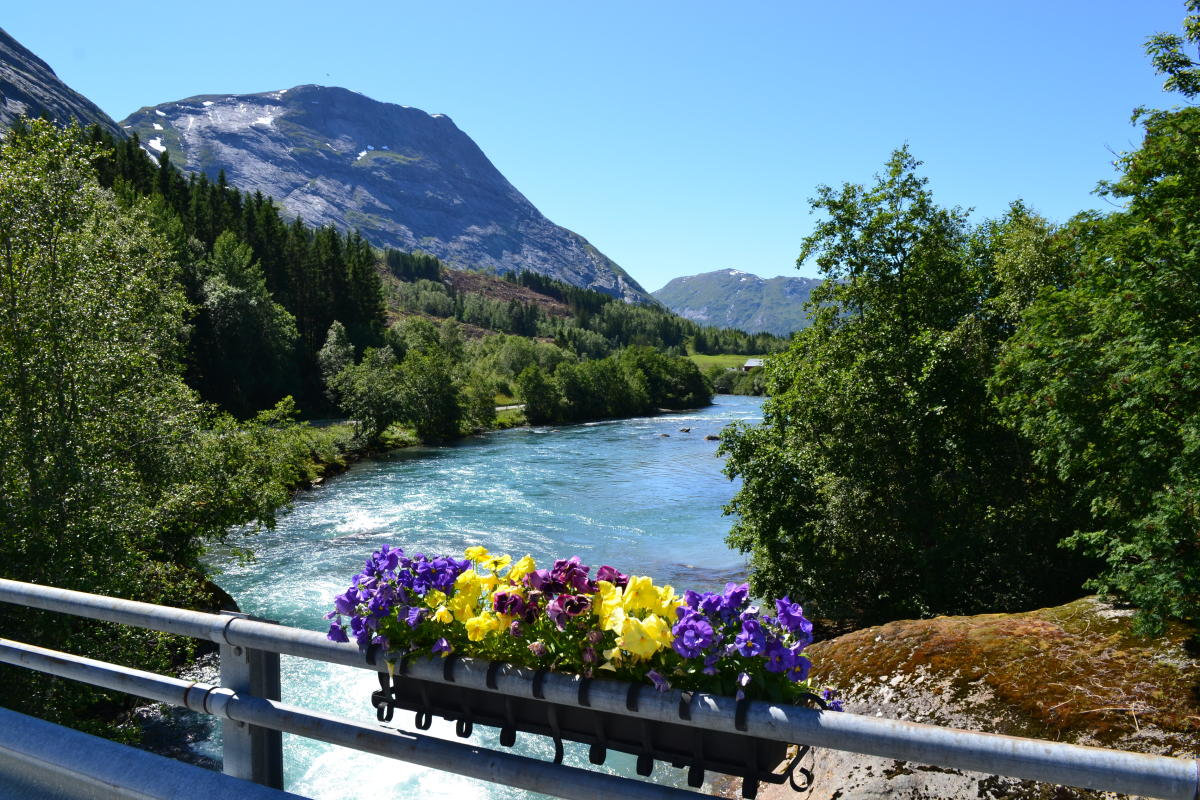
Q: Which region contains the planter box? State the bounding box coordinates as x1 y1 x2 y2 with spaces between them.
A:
371 659 811 798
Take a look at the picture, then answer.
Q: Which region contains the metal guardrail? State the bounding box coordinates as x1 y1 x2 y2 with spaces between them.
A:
0 706 305 800
0 578 1197 800
0 638 700 800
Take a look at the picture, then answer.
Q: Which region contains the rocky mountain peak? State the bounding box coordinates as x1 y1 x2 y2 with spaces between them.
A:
653 268 822 336
0 27 123 138
121 85 649 302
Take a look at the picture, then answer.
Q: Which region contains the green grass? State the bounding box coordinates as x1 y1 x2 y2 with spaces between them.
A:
687 353 767 371
351 150 419 167
495 408 525 428
380 424 421 449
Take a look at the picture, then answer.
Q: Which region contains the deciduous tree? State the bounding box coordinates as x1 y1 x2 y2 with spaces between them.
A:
722 149 1088 625
992 9 1200 631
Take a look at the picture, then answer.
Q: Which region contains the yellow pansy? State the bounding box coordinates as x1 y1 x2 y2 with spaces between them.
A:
433 605 454 624
424 590 447 608
601 605 626 634
616 616 664 660
595 582 627 633
594 580 622 617
478 573 498 593
639 613 673 649
464 546 489 562
507 554 536 583
448 592 477 623
622 575 658 612
465 612 500 642
651 585 683 618
480 553 512 573
455 569 481 597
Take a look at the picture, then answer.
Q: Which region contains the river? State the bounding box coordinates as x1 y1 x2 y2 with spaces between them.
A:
203 393 764 799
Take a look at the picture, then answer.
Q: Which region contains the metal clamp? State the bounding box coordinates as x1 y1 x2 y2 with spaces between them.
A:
372 671 394 722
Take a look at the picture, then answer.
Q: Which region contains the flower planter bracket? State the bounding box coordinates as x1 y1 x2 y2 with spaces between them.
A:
370 660 812 799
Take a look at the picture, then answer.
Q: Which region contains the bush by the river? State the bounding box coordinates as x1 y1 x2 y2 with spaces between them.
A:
517 347 712 425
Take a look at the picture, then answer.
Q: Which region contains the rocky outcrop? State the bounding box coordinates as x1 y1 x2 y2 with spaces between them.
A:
120 85 649 302
744 598 1199 800
653 269 822 335
0 27 123 138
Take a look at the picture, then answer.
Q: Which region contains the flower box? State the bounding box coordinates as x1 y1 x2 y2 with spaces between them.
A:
327 546 836 797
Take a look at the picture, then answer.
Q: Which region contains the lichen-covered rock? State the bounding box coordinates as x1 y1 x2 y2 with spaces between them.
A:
744 597 1199 800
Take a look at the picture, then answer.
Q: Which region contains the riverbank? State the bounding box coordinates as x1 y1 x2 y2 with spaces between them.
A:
280 396 712 494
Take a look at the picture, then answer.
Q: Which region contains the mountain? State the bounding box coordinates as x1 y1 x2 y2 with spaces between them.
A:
0 28 122 138
120 85 649 303
652 269 822 336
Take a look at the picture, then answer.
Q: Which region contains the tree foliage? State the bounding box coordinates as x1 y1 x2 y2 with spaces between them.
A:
722 149 1090 625
329 347 405 443
82 125 386 413
0 120 295 727
516 347 711 425
190 231 299 415
1145 0 1200 98
992 93 1200 633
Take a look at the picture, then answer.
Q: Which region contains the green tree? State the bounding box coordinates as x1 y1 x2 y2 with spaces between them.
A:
1145 0 1200 97
384 316 441 361
330 347 404 444
0 120 293 728
992 10 1200 631
398 347 462 441
516 365 561 424
461 370 498 430
318 320 354 403
722 149 1088 625
192 230 299 415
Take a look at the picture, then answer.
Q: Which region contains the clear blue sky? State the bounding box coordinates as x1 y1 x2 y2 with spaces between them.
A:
4 1 1189 291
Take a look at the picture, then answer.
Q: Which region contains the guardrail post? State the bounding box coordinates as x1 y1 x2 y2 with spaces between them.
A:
219 611 284 789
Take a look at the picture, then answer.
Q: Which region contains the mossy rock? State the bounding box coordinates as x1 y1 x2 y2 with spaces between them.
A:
745 598 1198 800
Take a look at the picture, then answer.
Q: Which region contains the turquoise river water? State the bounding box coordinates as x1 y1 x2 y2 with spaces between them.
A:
204 394 764 799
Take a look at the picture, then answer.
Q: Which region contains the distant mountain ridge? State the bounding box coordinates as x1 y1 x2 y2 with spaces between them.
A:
652 269 821 336
0 27 122 138
120 85 649 303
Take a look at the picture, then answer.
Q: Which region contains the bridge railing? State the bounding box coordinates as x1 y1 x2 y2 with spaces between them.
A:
0 577 1196 800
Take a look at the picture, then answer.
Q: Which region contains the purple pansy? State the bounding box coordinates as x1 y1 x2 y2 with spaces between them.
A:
672 611 715 658
595 565 629 588
647 669 670 692
734 618 766 657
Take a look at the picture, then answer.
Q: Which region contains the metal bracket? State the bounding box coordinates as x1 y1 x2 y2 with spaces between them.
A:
218 611 283 789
